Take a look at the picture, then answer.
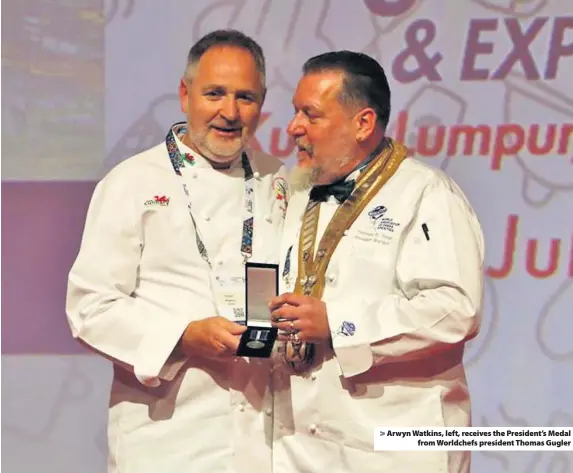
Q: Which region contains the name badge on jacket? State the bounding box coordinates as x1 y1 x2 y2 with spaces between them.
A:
210 269 246 325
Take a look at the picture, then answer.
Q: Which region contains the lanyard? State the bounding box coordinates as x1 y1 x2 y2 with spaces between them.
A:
165 122 255 267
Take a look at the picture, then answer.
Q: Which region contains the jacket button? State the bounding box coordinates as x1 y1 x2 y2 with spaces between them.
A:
311 374 317 381
309 424 317 434
253 171 261 180
327 274 335 283
192 172 198 179
238 404 245 412
265 408 272 416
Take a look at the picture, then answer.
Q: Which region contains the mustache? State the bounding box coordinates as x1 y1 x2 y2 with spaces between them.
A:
295 139 313 153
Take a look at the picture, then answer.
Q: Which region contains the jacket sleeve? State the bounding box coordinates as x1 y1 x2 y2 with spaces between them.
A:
327 177 485 377
66 172 188 387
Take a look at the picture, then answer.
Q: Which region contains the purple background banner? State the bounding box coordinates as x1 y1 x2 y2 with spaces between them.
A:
2 182 96 355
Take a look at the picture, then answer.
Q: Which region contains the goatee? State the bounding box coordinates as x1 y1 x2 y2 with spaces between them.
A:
288 165 314 192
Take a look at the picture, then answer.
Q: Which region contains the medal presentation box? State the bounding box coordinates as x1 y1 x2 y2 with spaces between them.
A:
236 262 278 358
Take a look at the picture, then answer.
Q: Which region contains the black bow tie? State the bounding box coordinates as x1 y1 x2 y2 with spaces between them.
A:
309 179 355 204
309 138 390 204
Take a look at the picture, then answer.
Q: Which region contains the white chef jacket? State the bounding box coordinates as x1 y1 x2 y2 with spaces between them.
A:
66 135 288 473
272 157 485 473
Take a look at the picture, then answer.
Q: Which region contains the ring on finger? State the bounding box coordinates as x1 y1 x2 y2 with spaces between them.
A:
288 320 300 336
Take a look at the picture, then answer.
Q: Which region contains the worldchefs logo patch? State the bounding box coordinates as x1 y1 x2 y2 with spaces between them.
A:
368 205 400 232
145 195 170 207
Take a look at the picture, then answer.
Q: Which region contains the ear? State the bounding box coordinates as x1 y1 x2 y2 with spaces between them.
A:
354 107 377 143
260 87 267 107
178 78 189 114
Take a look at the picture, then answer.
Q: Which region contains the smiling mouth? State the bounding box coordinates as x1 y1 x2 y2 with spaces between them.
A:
211 125 242 136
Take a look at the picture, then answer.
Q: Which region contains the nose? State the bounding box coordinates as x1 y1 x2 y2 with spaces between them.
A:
287 113 303 138
221 97 239 122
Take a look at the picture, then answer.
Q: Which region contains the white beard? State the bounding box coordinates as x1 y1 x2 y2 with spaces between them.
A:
288 165 314 192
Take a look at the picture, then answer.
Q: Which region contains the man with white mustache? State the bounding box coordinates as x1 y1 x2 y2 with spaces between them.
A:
66 30 288 473
269 51 485 473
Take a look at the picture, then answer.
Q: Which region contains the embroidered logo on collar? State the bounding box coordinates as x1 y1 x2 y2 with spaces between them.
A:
145 195 170 207
368 205 400 232
273 176 288 216
182 153 195 166
170 123 196 169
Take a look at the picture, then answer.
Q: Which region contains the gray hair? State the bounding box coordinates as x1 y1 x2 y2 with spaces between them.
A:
184 29 266 89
